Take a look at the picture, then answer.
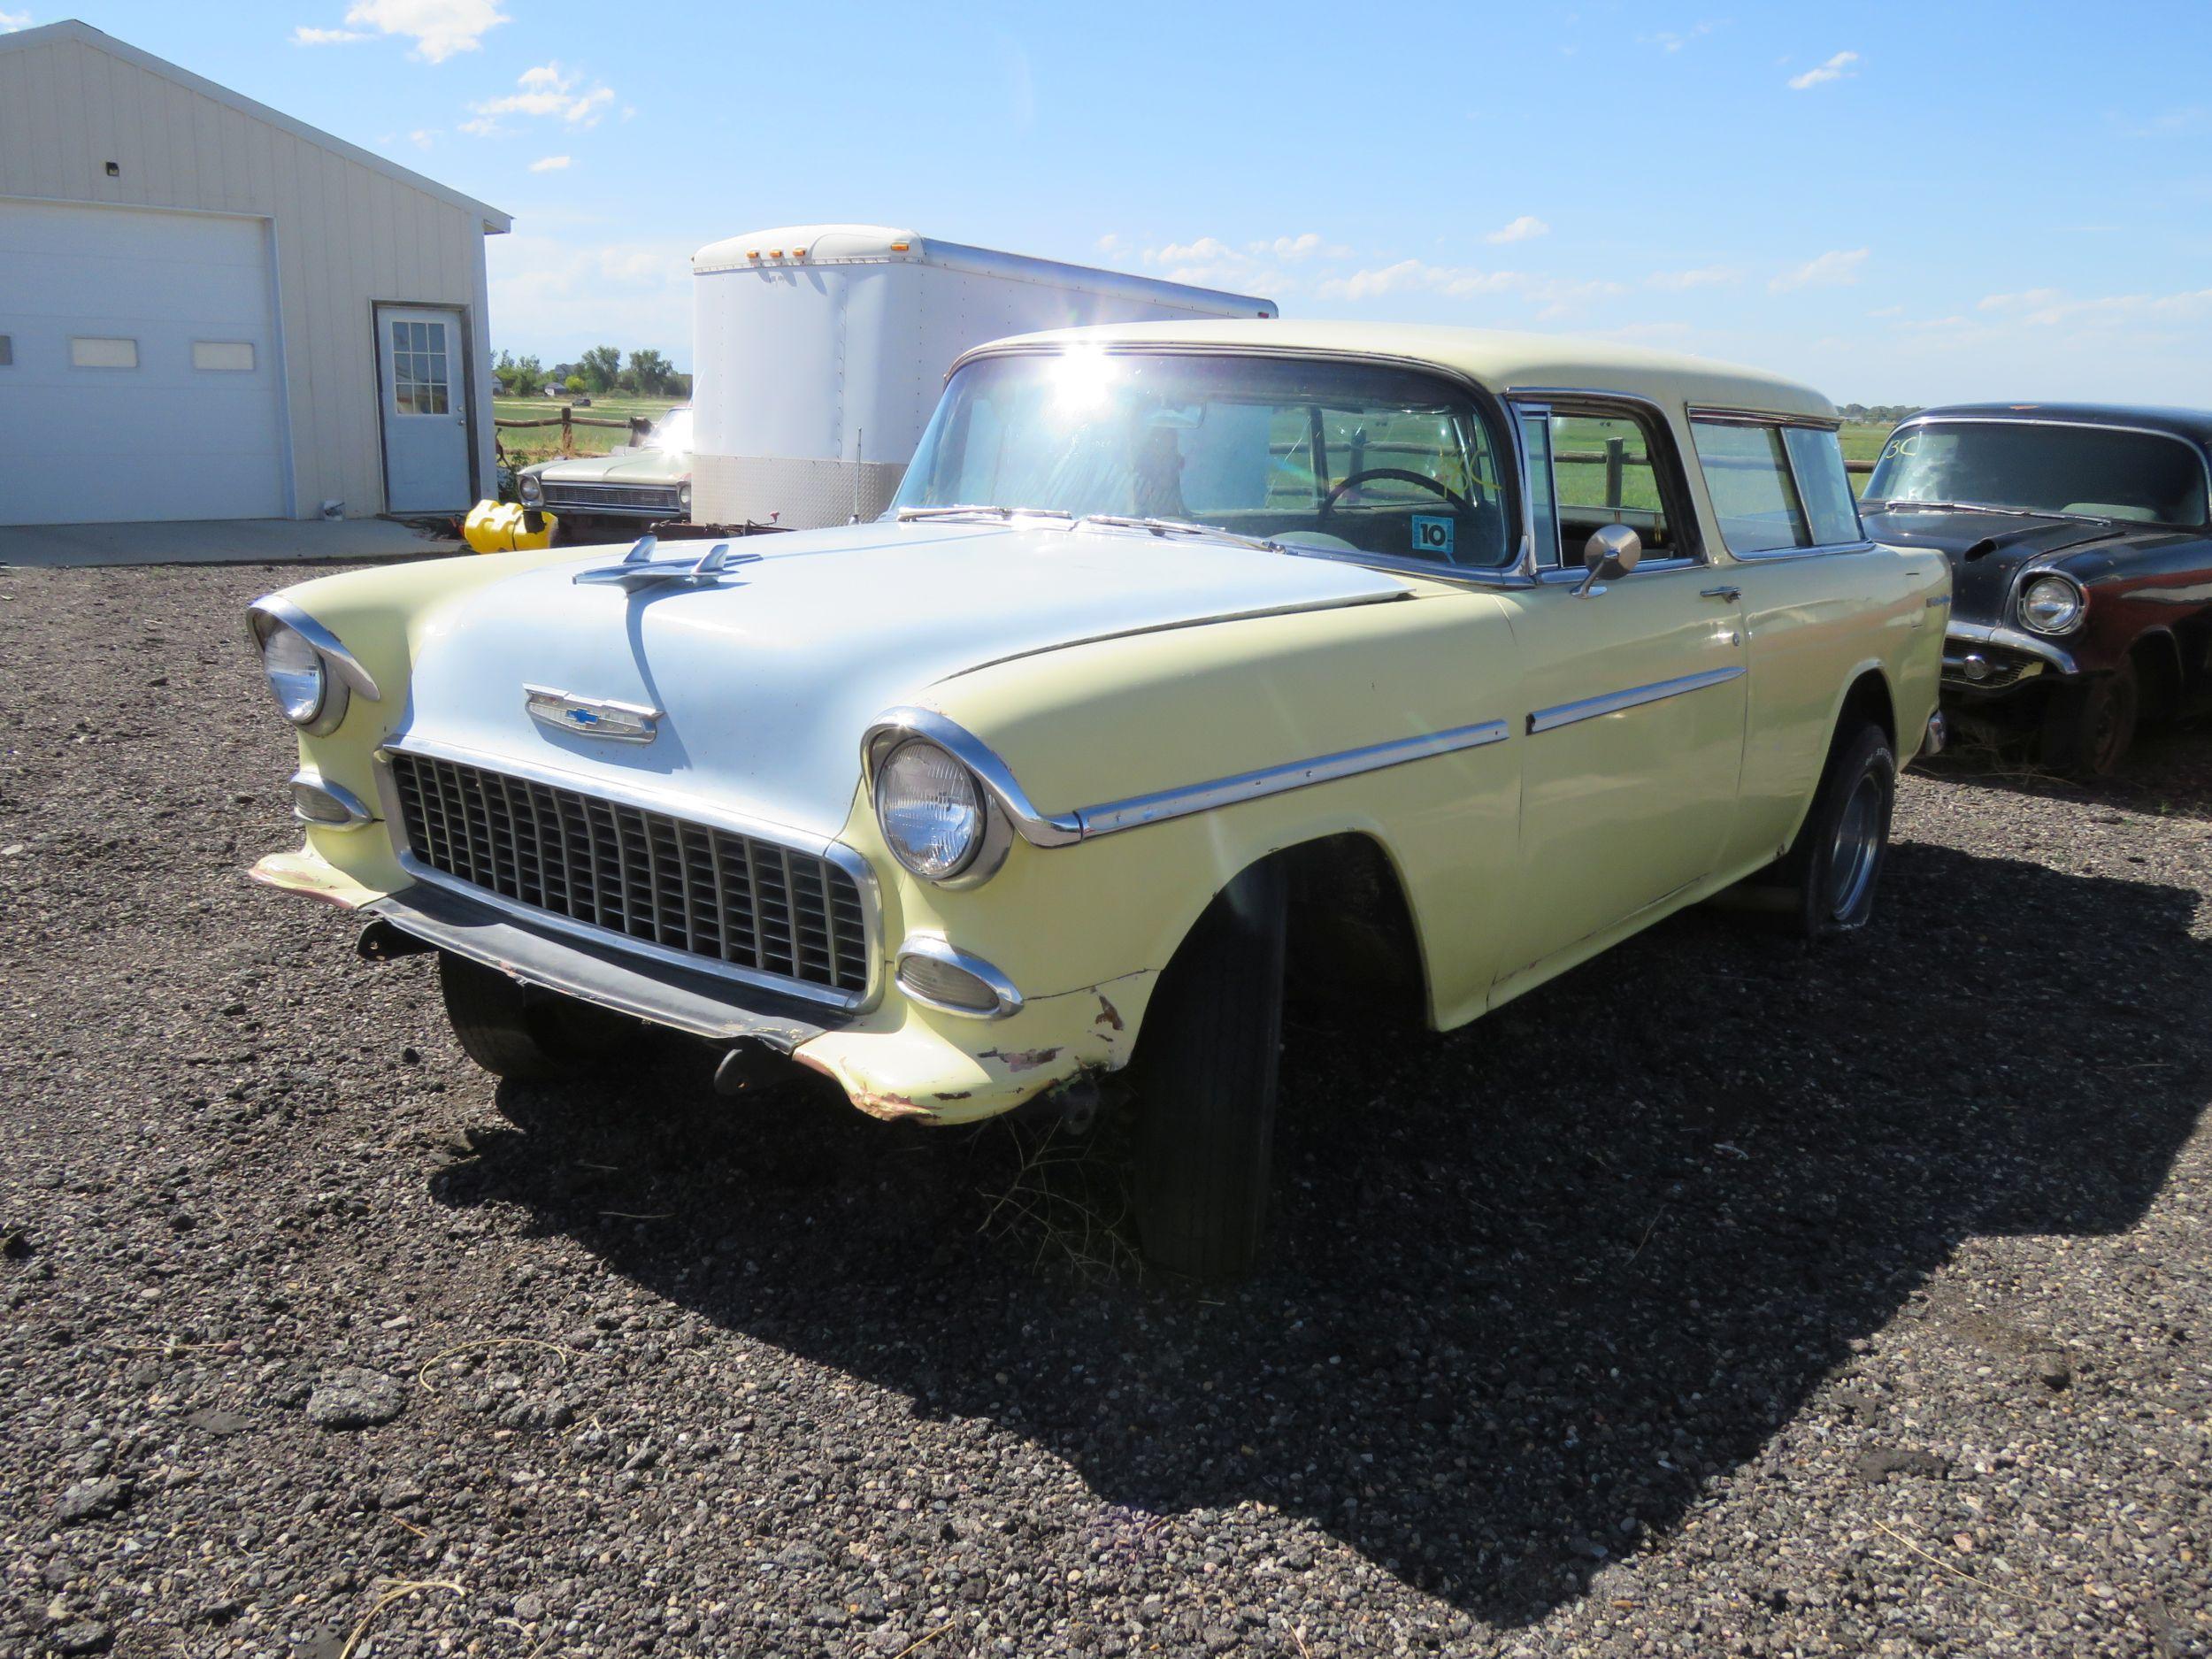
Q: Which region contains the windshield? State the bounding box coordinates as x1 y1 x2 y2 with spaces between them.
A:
1865 420 2208 526
895 351 1514 567
642 408 692 452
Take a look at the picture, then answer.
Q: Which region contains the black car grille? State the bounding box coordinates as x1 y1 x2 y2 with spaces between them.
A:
542 482 679 511
389 751 870 997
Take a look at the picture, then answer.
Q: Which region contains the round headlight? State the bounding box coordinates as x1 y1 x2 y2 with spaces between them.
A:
518 472 543 504
875 741 985 881
259 621 327 726
678 479 692 510
2019 573 2086 635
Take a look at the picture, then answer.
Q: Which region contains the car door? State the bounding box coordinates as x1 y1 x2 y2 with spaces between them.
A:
1490 400 1749 994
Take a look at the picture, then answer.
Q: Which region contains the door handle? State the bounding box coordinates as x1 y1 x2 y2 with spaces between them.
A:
1701 586 1741 603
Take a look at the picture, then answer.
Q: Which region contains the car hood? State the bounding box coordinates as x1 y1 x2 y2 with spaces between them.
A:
398 519 1415 839
1859 505 2132 624
532 449 689 485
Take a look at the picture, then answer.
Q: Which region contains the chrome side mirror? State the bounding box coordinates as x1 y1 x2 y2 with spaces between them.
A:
1573 524 1643 597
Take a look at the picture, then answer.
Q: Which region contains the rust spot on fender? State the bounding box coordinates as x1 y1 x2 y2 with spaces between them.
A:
848 1088 937 1123
1094 995 1125 1032
979 1046 1063 1073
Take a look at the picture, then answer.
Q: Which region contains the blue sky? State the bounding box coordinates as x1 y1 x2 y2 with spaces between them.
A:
18 0 2212 404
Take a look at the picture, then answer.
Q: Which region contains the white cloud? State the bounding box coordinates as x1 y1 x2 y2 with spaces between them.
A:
1787 50 1859 90
1646 265 1739 290
528 154 571 172
1645 21 1717 51
408 127 436 149
467 61 616 132
0 9 34 27
1095 233 1123 254
1865 303 1904 318
1486 215 1550 245
1978 286 2212 328
291 25 368 43
487 233 696 358
1246 232 1348 262
341 0 506 60
1770 248 1869 292
1315 258 1624 317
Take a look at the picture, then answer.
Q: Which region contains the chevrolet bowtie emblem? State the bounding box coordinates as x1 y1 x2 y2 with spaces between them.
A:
525 686 663 743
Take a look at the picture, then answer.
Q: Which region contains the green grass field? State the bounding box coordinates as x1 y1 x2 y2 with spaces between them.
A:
493 393 681 465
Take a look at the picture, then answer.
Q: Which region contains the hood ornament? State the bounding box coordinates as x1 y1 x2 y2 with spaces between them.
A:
525 685 662 743
572 534 764 594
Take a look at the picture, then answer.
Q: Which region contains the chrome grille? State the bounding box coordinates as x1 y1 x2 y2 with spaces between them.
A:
542 482 680 512
388 751 870 996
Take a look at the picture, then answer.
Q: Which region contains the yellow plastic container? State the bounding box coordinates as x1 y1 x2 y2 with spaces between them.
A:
463 499 559 553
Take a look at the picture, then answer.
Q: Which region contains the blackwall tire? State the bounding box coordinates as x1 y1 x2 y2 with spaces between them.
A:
1132 860 1288 1280
2041 660 2139 780
1779 722 1897 940
437 952 633 1081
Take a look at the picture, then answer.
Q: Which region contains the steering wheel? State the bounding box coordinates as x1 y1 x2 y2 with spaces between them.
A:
1318 468 1477 518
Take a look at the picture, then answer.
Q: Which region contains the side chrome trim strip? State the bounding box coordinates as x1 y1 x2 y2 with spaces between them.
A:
246 595 382 702
1075 720 1510 836
1527 665 1747 735
864 707 1511 849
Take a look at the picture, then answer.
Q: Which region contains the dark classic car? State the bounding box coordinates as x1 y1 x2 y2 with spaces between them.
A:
1860 404 2212 776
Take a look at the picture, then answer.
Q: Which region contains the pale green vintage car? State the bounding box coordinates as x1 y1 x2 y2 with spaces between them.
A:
250 322 1948 1277
518 407 691 542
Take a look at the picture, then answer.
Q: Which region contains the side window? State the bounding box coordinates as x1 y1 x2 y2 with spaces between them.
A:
1517 406 1558 565
1782 426 1863 546
1691 420 1809 554
1544 407 1686 563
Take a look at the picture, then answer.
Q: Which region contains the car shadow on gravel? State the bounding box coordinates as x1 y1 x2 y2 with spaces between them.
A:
430 837 2212 1627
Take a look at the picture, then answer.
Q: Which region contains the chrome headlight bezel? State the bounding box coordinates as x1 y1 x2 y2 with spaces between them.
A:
245 598 381 738
872 738 1009 887
2017 572 2087 637
518 471 544 505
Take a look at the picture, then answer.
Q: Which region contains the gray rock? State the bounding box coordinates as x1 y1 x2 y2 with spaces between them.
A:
46 1621 111 1655
303 1367 404 1429
54 1478 127 1526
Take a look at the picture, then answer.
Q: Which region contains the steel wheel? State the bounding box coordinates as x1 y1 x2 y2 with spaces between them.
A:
1825 771 1884 925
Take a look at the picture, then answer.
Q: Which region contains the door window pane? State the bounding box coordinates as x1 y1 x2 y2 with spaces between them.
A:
1691 420 1810 554
70 336 138 369
193 341 254 372
1782 426 1862 545
1548 411 1677 559
389 319 451 416
1517 407 1557 564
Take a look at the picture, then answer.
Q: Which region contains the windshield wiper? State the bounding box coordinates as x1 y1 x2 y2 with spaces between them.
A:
1078 514 1286 556
895 504 1075 523
1882 499 2112 525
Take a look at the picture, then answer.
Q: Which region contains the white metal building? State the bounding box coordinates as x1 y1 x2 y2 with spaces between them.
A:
0 19 510 526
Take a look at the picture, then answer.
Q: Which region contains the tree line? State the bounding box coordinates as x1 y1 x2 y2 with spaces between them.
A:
494 344 692 399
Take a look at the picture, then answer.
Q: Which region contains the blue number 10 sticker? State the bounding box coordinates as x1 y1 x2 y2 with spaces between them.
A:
1411 515 1455 557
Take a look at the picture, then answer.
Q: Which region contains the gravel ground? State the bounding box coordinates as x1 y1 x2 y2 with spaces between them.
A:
2 562 2208 1659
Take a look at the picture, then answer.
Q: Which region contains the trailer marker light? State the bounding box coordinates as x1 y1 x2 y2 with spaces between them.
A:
746 250 760 260
890 241 910 251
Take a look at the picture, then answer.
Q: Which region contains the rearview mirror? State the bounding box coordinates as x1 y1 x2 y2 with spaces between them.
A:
1574 524 1643 597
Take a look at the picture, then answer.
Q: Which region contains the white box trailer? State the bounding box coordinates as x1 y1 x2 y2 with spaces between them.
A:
689 224 1277 528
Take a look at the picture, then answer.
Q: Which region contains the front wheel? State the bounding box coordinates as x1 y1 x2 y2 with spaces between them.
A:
1132 861 1288 1279
438 952 634 1080
2041 659 2138 780
1777 722 1897 938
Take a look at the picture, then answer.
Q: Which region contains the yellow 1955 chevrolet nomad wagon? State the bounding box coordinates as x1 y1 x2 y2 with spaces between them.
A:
247 321 1949 1276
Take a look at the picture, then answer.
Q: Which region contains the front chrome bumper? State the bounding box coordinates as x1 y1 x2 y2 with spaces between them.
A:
1942 621 2079 689
367 879 841 1052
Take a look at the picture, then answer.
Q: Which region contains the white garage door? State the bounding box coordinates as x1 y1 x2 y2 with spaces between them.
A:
0 201 287 526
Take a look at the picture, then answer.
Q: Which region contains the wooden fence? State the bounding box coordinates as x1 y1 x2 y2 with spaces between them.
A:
492 405 651 455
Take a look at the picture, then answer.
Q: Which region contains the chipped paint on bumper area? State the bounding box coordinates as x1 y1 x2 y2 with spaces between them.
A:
788 975 1148 1125
249 845 1144 1126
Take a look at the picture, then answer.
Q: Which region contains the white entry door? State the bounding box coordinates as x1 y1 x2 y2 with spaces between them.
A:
376 304 472 512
